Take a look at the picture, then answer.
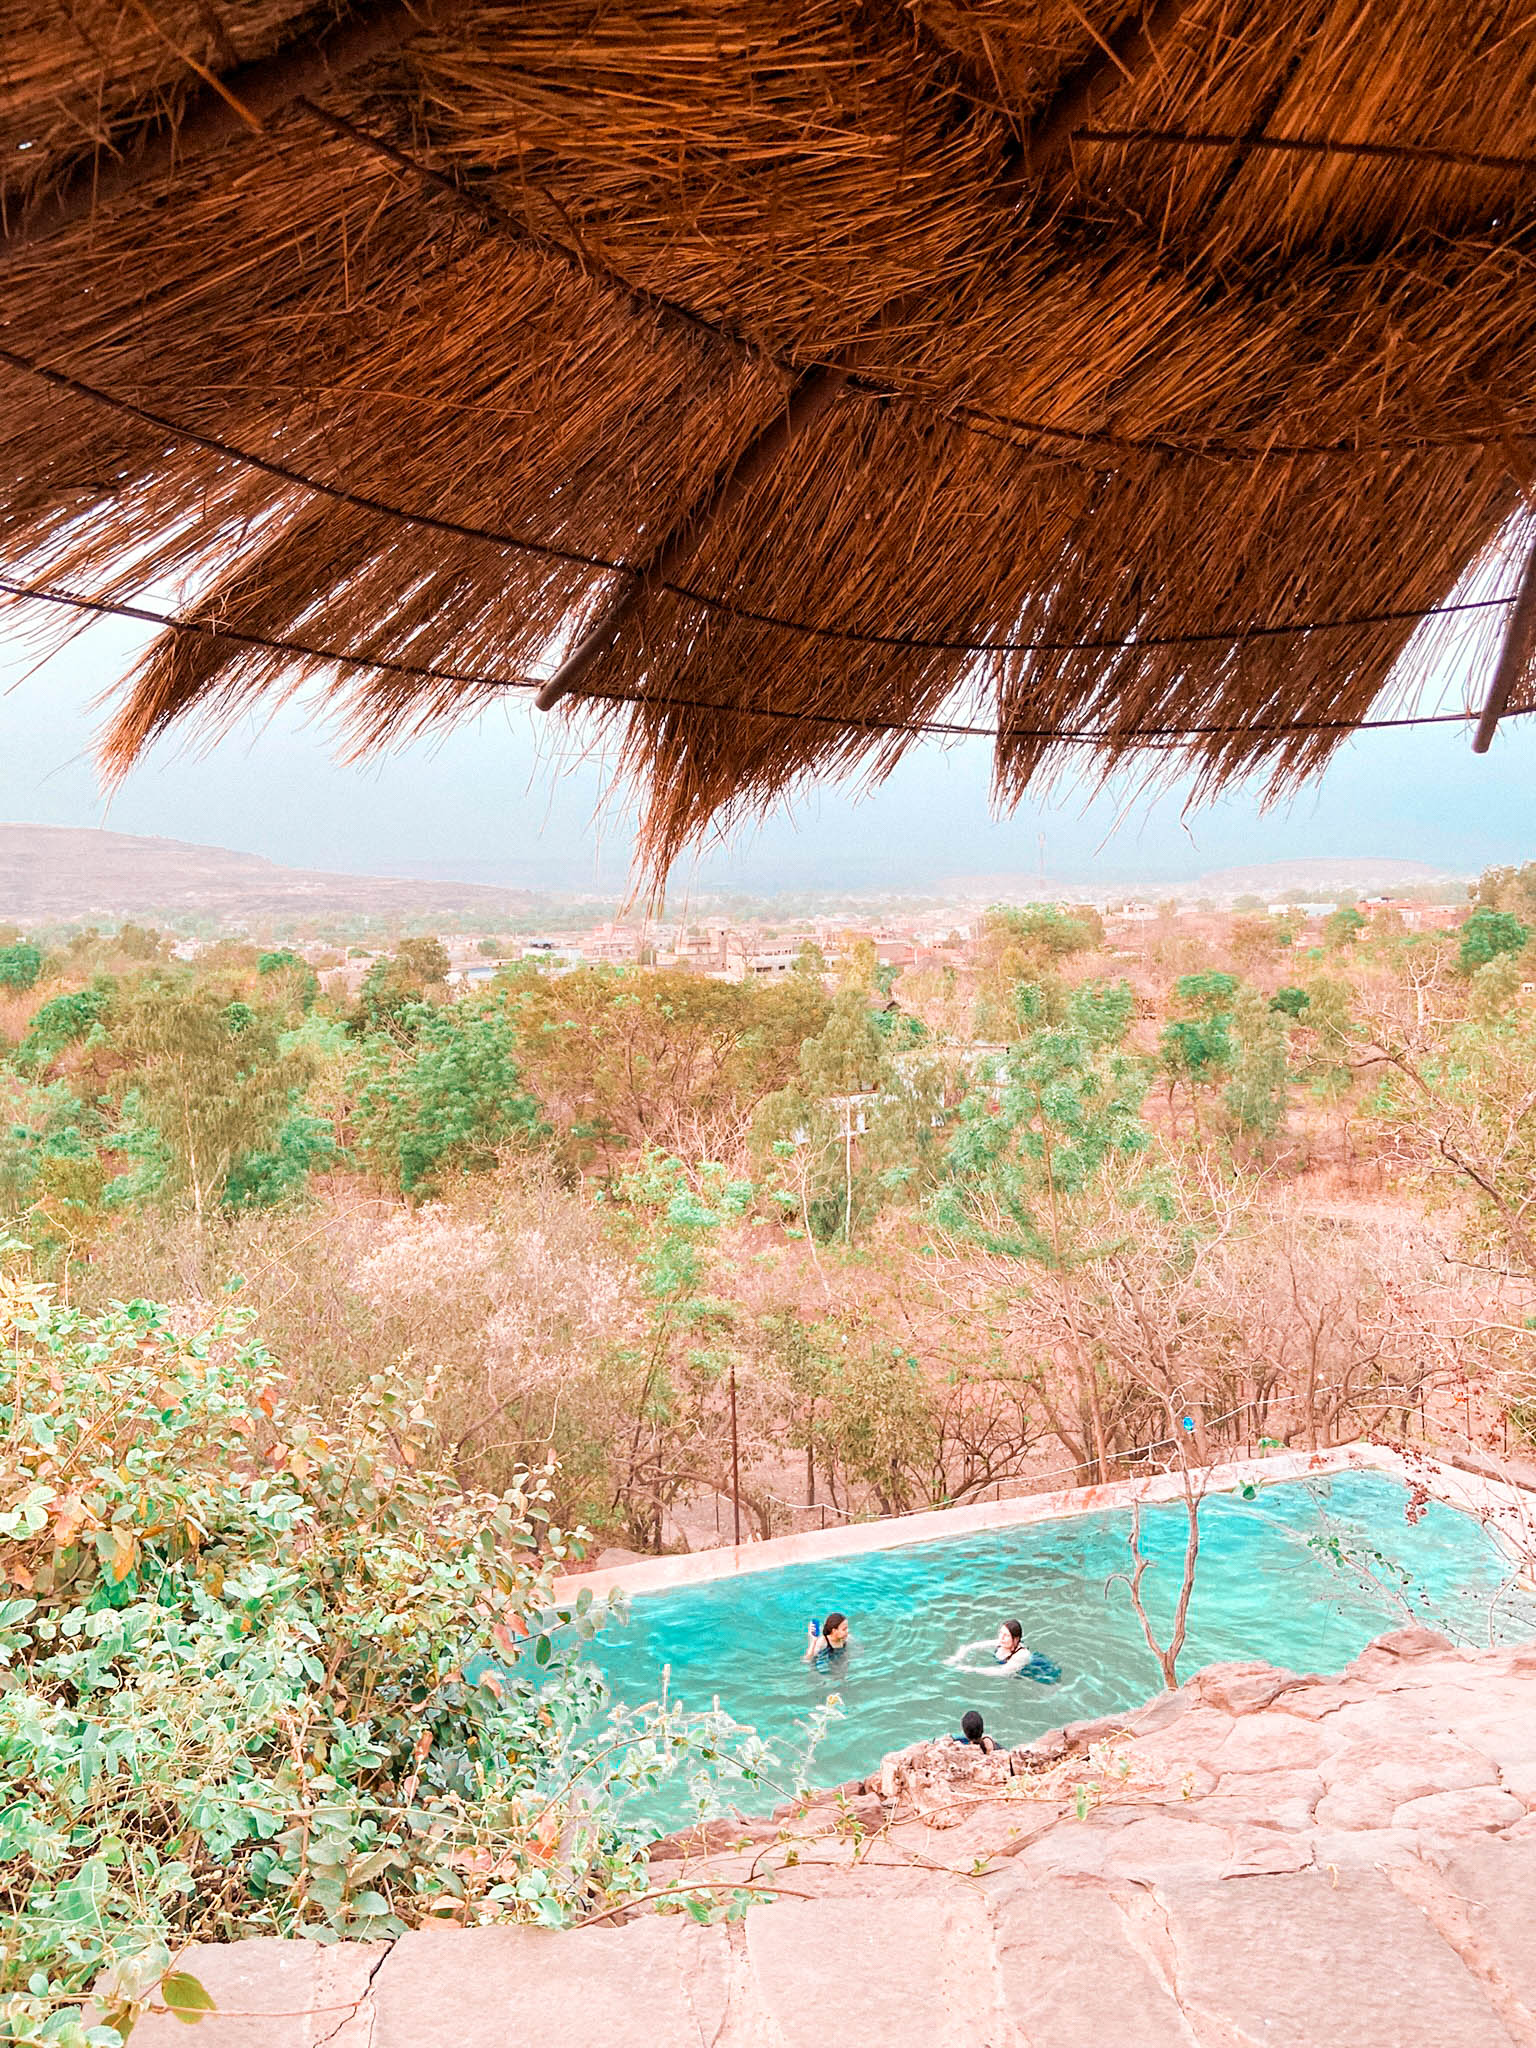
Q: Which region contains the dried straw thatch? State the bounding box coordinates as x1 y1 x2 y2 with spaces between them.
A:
5 0 1536 871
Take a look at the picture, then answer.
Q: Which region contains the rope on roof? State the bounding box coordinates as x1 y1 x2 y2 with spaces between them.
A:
0 345 617 578
0 0 479 256
5 574 1527 749
0 343 1518 660
1074 127 1536 179
296 100 757 365
296 101 1536 468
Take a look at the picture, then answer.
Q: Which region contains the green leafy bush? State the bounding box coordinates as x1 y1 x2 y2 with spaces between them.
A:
15 990 110 1075
0 945 44 994
355 1002 546 1195
0 1274 759 2044
221 1106 339 1208
1269 986 1310 1018
1458 905 1530 976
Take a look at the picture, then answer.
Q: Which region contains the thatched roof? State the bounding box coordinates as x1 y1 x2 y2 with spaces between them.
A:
5 0 1536 873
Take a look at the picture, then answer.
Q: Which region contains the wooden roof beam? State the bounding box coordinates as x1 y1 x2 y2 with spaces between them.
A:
535 0 1201 713
1473 529 1536 751
3 0 475 254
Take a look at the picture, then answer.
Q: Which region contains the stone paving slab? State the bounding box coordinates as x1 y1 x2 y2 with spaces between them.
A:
131 1937 386 2048
371 1919 730 2048
1160 1867 1520 2048
992 1879 1193 2047
743 1894 966 2047
1423 1836 1536 2025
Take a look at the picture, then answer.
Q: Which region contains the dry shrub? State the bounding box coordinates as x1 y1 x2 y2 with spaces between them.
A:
350 1170 641 1482
66 1160 642 1526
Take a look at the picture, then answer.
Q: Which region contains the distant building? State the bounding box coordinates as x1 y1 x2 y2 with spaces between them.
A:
672 925 730 971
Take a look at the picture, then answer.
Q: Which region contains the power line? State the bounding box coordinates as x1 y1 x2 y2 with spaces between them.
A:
5 574 1530 747
0 346 1521 658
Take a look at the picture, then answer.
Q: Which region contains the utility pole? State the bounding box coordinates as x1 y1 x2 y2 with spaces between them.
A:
843 1096 854 1244
729 1353 742 1546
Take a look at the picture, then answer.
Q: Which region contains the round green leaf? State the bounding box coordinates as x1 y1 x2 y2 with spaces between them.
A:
161 1971 217 2024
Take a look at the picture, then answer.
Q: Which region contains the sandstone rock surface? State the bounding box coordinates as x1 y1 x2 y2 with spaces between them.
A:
134 1630 1536 2048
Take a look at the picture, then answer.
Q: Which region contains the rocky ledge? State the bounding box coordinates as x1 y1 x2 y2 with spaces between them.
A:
138 1627 1536 2047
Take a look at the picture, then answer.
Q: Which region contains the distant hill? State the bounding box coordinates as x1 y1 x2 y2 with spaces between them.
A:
1174 856 1468 902
0 825 553 924
940 855 1468 905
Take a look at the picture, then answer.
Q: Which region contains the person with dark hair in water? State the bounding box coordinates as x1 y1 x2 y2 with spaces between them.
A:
995 1619 1031 1675
805 1611 850 1671
954 1709 997 1753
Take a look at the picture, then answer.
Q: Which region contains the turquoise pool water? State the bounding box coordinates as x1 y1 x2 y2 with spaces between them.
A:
590 1472 1536 1826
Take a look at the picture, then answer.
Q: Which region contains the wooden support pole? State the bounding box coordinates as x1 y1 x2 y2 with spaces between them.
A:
729 1354 742 1547
3 0 475 254
1473 532 1536 752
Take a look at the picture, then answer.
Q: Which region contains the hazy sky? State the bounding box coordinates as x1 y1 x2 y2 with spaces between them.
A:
2 597 1532 894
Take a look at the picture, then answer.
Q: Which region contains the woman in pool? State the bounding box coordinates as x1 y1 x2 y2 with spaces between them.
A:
953 1709 998 1753
805 1611 850 1670
994 1619 1031 1675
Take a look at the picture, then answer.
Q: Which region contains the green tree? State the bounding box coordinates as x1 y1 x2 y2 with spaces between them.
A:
15 985 111 1074
1323 906 1367 951
351 938 452 1039
932 979 1153 1478
1221 985 1292 1143
113 922 162 961
754 985 949 1242
222 1105 339 1207
1470 861 1536 922
1458 905 1530 975
1159 974 1237 1137
974 905 1103 1036
257 948 320 1011
504 967 826 1163
0 1080 105 1217
0 942 43 992
606 1154 754 1549
811 1342 938 1517
110 986 308 1218
1468 951 1526 1024
355 1001 546 1195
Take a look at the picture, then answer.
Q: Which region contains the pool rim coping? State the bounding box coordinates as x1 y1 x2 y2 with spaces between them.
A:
550 1440 1536 1604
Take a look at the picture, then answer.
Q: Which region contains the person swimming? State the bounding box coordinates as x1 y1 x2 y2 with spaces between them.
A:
953 1708 997 1753
994 1619 1031 1675
805 1611 849 1670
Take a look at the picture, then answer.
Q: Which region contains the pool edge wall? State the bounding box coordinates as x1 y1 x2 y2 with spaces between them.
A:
551 1443 1536 1603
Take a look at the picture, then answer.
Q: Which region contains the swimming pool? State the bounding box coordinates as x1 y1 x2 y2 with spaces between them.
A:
587 1470 1536 1828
